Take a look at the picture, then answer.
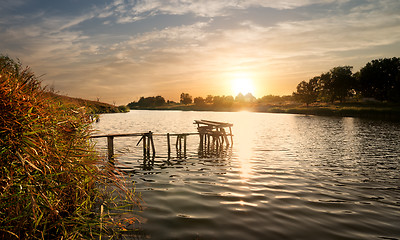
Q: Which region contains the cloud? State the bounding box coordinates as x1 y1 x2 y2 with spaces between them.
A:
100 0 344 24
1 0 400 104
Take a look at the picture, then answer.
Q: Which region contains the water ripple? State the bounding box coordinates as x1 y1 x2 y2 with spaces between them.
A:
93 111 400 239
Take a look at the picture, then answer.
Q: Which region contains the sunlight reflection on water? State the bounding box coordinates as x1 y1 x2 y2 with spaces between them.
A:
93 110 400 240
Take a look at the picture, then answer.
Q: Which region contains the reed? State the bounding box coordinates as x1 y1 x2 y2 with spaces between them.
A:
0 55 141 239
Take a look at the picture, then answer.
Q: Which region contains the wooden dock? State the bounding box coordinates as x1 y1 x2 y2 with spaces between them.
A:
194 119 233 148
90 120 233 161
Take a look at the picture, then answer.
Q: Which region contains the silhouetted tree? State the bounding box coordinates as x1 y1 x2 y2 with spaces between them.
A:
194 97 206 106
319 66 355 102
180 93 192 104
331 66 355 102
138 97 152 107
154 96 166 106
127 101 137 109
293 77 319 106
235 93 245 103
318 72 333 102
129 96 166 107
205 95 213 104
224 95 234 106
244 93 256 102
258 95 283 103
358 57 400 102
213 95 234 107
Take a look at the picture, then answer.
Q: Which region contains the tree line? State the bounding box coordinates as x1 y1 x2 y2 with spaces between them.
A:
127 57 400 109
127 92 281 109
293 57 400 105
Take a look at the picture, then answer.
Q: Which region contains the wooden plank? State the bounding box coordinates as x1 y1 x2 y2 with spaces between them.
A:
143 135 147 159
107 136 114 161
90 133 146 138
197 119 233 127
90 132 199 138
194 120 221 127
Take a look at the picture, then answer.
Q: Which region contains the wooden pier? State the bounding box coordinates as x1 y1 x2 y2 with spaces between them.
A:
90 120 233 161
194 119 233 146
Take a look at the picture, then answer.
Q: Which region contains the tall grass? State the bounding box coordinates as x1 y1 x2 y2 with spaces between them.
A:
0 55 140 239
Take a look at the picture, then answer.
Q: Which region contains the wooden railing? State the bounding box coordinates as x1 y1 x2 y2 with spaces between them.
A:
90 131 199 161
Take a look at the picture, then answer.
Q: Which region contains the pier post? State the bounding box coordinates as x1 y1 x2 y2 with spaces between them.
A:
199 133 204 152
229 127 233 146
183 135 187 157
179 135 182 152
215 135 219 153
207 134 211 153
142 134 147 159
107 136 114 161
221 128 229 146
176 135 179 151
147 132 151 158
167 133 171 158
149 131 155 157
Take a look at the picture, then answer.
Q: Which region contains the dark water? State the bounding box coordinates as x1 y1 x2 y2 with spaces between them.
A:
93 110 400 240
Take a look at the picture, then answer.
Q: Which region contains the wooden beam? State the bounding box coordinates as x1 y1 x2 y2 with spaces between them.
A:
183 135 187 157
90 132 199 138
107 136 114 161
150 131 155 157
167 133 171 158
143 134 147 159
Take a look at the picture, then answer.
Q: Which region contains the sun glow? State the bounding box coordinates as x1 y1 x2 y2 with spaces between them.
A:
231 77 255 96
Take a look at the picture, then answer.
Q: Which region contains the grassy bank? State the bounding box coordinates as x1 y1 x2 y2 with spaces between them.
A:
130 102 400 120
0 56 140 239
261 102 400 121
45 92 129 114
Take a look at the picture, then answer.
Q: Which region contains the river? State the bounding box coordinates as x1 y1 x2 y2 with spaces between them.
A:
92 110 400 240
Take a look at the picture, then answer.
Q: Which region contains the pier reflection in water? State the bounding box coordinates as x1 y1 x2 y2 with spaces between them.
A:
93 110 400 240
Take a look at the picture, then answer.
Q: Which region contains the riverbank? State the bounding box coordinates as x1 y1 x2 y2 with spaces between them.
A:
46 92 129 114
129 102 400 121
1 55 139 239
267 103 400 120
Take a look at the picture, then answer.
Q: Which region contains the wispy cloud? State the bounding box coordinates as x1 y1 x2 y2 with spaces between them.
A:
1 0 399 104
98 0 342 23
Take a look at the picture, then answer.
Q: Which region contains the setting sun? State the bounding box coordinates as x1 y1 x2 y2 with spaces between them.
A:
232 78 255 96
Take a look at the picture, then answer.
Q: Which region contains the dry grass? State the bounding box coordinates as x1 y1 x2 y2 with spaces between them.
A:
0 55 140 239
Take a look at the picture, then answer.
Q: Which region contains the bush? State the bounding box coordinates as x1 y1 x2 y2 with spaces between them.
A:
0 55 140 239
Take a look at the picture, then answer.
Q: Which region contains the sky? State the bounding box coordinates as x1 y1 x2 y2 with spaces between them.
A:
1 0 400 104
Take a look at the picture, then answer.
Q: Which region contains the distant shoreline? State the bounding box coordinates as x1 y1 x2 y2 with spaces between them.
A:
128 102 400 121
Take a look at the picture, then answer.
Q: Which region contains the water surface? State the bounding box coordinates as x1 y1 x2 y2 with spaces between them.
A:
93 110 400 240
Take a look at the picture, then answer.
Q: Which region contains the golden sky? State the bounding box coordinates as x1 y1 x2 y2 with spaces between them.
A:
1 0 400 104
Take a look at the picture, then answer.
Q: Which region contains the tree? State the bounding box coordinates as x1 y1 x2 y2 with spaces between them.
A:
235 93 245 103
358 57 400 102
244 93 256 102
194 97 205 106
330 66 355 102
213 95 234 107
258 95 283 104
154 96 166 106
180 93 192 104
205 95 213 104
137 97 150 107
319 66 355 102
293 77 319 106
318 72 333 102
131 96 166 107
